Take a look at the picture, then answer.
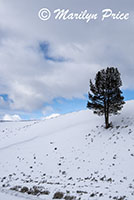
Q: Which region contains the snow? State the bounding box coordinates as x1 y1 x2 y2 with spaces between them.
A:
43 113 60 120
0 187 44 200
0 192 25 200
0 100 134 199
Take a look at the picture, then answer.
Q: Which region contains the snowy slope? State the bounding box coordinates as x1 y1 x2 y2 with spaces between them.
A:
0 101 134 200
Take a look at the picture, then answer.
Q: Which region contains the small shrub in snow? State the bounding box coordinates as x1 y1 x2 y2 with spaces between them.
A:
10 185 21 192
20 186 29 193
64 195 76 200
53 191 64 199
90 193 96 197
41 190 50 195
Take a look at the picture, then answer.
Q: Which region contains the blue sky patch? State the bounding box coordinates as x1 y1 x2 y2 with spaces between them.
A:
39 42 66 62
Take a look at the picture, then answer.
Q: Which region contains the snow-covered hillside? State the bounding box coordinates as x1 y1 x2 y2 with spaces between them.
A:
0 101 134 200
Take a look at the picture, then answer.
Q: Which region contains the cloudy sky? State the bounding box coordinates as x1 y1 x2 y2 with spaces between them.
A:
0 0 134 120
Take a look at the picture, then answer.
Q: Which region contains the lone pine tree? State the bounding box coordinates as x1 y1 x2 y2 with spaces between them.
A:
87 67 125 128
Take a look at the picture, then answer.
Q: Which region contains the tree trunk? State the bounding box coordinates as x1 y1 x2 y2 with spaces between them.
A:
104 99 110 128
105 113 109 129
104 95 110 129
104 104 110 128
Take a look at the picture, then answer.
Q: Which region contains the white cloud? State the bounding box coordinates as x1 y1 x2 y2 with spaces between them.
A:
0 0 133 112
3 114 21 121
0 96 9 109
42 106 54 115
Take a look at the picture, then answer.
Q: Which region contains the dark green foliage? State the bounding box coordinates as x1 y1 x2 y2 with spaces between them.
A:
87 67 125 128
